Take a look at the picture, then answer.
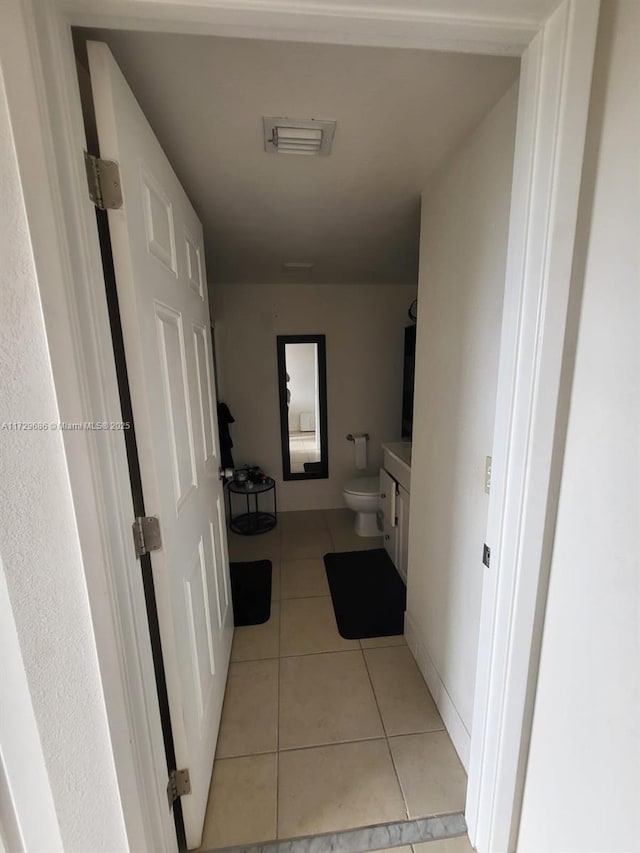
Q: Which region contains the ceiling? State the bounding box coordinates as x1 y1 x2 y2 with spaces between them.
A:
77 30 519 284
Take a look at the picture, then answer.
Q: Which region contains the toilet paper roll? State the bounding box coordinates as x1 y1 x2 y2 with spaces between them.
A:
354 435 367 470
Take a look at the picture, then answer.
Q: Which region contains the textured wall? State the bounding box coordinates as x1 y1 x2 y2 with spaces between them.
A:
0 20 128 851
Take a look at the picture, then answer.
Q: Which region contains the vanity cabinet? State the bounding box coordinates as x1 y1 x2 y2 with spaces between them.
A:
380 443 411 583
395 484 410 583
380 468 399 567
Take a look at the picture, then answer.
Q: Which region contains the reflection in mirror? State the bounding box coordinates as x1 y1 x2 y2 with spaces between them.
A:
277 335 328 481
286 342 320 473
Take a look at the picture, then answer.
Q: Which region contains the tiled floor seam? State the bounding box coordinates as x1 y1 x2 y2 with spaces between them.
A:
361 644 390 739
280 593 332 601
360 647 410 820
279 647 362 660
276 559 283 837
232 655 281 663
276 735 389 757
199 813 468 853
384 735 410 822
275 643 281 838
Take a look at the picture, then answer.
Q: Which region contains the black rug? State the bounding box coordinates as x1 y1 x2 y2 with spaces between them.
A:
230 560 272 626
324 549 406 640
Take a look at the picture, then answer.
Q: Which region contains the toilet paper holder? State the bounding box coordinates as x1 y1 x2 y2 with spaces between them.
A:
346 433 369 441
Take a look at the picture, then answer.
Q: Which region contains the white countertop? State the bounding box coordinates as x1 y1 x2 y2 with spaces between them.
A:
381 442 412 492
382 441 412 467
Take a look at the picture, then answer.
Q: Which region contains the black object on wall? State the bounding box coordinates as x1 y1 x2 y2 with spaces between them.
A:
401 324 416 439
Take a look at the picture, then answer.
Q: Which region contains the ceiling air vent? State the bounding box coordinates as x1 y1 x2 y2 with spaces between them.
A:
263 117 336 156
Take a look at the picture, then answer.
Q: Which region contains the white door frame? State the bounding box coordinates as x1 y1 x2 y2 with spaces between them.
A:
11 1 599 850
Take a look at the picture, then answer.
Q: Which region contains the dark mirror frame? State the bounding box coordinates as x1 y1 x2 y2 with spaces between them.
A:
277 334 329 481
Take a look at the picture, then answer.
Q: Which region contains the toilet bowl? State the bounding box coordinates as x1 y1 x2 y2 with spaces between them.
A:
343 476 380 537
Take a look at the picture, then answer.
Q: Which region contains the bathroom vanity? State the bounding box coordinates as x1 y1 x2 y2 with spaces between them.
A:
380 442 411 583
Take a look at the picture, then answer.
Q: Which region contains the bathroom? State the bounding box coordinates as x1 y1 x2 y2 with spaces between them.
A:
7 0 625 846
70 22 519 851
206 82 517 845
208 59 516 833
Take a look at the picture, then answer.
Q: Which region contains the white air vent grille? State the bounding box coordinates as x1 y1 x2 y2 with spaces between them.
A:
263 117 336 156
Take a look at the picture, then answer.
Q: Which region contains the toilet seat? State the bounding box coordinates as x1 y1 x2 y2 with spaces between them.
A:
343 476 380 497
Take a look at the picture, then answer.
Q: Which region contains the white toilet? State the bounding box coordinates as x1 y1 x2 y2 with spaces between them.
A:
343 476 381 537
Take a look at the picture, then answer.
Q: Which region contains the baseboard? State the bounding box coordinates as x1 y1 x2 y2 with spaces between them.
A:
404 610 471 770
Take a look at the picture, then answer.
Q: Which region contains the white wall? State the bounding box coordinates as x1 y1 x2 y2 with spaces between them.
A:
212 283 417 511
0 23 128 852
518 2 640 850
286 342 317 432
405 84 518 766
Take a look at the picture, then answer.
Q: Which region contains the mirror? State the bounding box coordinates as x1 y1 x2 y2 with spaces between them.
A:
277 335 329 480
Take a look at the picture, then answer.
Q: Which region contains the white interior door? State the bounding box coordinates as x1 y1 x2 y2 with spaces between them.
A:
88 41 233 850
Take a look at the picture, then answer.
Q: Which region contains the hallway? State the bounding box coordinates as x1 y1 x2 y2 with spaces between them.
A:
197 510 469 850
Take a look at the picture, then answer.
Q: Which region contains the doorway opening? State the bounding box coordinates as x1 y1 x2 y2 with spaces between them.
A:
72 24 520 851
23 2 598 850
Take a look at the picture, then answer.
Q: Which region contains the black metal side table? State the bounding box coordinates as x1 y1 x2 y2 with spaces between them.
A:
226 477 277 535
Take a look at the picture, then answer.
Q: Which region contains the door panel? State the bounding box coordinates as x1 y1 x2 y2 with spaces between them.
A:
380 469 398 566
88 41 232 850
193 322 217 467
155 303 198 507
186 232 204 297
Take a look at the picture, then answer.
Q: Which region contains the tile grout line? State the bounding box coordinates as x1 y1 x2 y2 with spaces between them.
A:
361 647 410 821
384 735 410 824
284 735 386 758
275 661 280 838
276 541 283 840
361 648 390 741
233 644 411 666
281 592 333 602
237 647 358 664
234 641 406 665
223 734 393 762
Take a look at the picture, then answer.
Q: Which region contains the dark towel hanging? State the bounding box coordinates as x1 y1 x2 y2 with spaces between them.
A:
217 402 235 469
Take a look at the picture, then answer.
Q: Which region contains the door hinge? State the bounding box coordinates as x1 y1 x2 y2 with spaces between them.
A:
167 768 191 807
84 151 123 210
132 516 162 558
483 543 491 568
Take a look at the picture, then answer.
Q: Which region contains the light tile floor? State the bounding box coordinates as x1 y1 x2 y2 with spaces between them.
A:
197 509 468 851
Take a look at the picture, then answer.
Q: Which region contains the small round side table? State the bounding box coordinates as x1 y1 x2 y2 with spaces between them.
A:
226 477 277 535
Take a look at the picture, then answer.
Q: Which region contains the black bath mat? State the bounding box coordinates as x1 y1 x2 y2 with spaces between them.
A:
324 549 406 639
230 560 272 626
